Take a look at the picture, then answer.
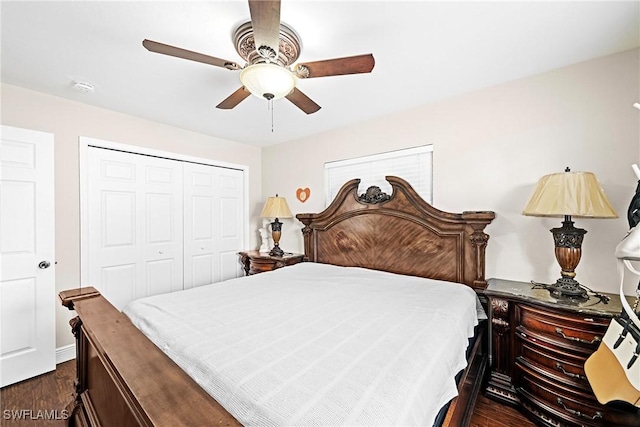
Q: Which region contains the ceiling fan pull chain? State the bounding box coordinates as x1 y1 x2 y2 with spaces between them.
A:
269 99 274 133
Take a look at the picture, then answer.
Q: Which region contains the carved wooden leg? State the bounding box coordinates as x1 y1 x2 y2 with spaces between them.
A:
485 298 519 405
68 316 88 427
239 253 250 276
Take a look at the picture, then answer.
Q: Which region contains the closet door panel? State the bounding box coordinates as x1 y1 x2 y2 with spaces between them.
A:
216 168 244 283
219 194 242 282
100 263 136 311
184 164 244 288
143 189 182 295
146 258 175 297
191 254 214 288
140 157 183 299
184 166 217 289
89 151 141 309
102 191 136 248
87 148 184 309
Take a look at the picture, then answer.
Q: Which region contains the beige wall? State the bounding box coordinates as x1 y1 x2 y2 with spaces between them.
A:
2 48 639 351
1 83 262 349
262 48 640 295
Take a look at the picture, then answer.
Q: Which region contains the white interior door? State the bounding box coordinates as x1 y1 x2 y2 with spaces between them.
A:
184 164 244 288
0 125 55 387
87 147 184 310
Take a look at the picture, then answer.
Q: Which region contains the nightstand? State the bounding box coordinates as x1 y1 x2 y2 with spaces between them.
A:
238 250 304 276
484 278 640 427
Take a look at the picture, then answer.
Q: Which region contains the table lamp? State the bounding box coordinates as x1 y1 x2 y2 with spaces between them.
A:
260 194 293 257
522 168 618 299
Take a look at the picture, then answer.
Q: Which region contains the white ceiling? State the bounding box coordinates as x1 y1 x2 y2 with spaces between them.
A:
2 1 638 147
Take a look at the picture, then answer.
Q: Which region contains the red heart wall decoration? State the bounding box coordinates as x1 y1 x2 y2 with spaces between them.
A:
296 187 310 203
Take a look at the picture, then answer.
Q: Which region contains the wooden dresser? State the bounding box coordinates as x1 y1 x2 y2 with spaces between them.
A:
484 278 640 426
238 250 304 276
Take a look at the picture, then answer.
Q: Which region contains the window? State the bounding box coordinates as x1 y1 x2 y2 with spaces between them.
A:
324 145 433 206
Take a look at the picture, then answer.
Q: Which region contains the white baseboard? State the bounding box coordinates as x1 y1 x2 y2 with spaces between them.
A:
56 343 76 364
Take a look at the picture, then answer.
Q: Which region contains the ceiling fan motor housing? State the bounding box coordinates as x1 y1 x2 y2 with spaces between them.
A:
233 21 302 67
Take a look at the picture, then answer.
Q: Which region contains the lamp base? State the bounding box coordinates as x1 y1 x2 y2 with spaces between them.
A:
548 216 588 301
550 277 588 300
269 218 284 257
269 244 284 257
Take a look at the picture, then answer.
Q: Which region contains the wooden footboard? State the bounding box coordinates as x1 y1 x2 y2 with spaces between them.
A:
60 287 486 427
59 287 240 427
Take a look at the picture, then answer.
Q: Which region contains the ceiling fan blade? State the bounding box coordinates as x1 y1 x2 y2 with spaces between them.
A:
248 0 281 60
294 54 375 78
143 39 240 70
285 88 321 114
216 87 251 109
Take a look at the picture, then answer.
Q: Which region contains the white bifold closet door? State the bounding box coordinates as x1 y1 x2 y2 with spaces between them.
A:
183 163 244 288
86 147 244 310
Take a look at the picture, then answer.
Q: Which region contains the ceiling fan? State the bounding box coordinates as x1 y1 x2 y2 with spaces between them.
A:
142 0 375 115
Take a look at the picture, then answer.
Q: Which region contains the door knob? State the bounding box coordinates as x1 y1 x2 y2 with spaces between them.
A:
38 260 51 269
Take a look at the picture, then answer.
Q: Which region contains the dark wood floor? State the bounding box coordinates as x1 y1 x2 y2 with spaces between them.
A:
1 361 76 427
1 361 534 426
470 393 535 427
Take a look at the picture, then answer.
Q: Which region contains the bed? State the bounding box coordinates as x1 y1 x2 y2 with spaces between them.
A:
60 175 495 427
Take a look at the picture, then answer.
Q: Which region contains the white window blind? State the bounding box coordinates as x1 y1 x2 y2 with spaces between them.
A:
324 145 433 206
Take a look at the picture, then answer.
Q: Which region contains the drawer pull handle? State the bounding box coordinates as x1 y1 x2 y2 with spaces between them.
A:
519 332 537 342
555 362 586 380
555 327 602 344
556 398 603 420
520 332 526 338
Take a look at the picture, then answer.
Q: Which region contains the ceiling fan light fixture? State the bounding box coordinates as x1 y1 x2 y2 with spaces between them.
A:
240 63 295 101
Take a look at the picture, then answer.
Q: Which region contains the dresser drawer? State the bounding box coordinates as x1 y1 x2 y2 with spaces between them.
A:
519 382 603 427
516 338 591 392
518 368 639 427
516 304 607 353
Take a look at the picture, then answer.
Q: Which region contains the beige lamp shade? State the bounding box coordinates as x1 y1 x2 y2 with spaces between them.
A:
522 171 618 218
260 195 293 218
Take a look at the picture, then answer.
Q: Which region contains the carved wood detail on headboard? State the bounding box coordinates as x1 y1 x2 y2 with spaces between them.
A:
296 176 496 290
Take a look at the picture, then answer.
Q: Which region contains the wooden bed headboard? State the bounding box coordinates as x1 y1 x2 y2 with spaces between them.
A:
296 176 495 291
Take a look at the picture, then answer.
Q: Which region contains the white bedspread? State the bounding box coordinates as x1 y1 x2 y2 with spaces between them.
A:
123 263 484 426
